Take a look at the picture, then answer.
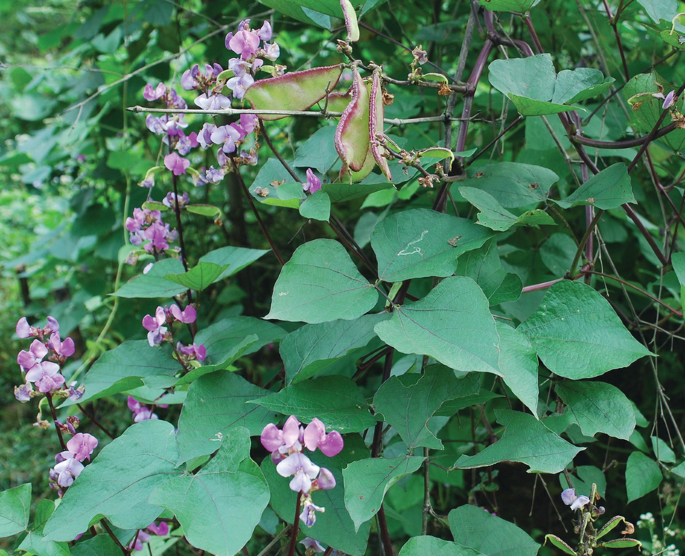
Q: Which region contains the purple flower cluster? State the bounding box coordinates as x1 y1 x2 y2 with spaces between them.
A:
261 416 343 527
14 317 81 401
142 304 206 361
125 207 178 256
129 522 170 552
49 432 98 494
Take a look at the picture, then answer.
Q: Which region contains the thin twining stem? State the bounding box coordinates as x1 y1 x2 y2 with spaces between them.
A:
126 105 467 126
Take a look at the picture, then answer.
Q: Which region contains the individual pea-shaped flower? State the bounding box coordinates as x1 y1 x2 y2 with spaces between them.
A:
128 396 158 422
26 360 64 393
164 152 190 176
142 306 168 347
48 334 76 358
311 467 336 491
52 454 84 488
277 452 320 493
561 488 590 511
170 304 196 323
17 339 48 371
663 90 676 109
66 433 98 462
177 342 207 362
304 418 344 457
303 169 322 194
16 317 39 339
144 82 167 101
14 382 33 402
300 494 325 527
301 537 325 554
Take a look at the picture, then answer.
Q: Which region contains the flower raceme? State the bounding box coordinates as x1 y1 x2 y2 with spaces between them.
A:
49 433 98 492
261 416 343 527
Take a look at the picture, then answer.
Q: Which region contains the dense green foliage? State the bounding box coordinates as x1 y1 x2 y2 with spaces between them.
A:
2 0 685 555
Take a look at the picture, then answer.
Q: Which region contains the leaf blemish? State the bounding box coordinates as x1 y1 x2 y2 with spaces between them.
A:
398 230 429 256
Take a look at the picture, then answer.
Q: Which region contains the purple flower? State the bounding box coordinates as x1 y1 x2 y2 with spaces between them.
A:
127 397 158 422
48 334 75 358
228 29 260 59
168 88 187 109
164 152 190 176
46 317 60 333
139 174 155 189
53 454 84 488
198 123 217 149
144 223 171 252
258 21 273 41
17 339 48 371
16 317 37 338
163 191 190 210
663 90 676 109
147 522 169 536
299 497 325 527
14 382 33 402
301 538 325 553
144 82 167 101
142 306 168 346
211 124 242 154
226 73 254 100
561 488 591 511
25 361 64 393
178 342 207 361
181 66 199 90
277 452 321 493
176 131 199 156
194 93 231 111
240 114 259 135
66 433 98 462
304 169 322 194
204 167 225 184
146 114 167 135
313 467 336 490
304 418 343 457
170 304 196 323
262 42 280 61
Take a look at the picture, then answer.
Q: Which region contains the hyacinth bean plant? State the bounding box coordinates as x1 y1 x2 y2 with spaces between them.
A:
4 0 685 555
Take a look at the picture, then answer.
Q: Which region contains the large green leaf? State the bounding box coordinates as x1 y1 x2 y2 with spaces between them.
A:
518 281 652 379
458 163 559 208
44 420 181 541
299 190 331 222
0 483 31 537
556 381 635 440
252 375 376 433
343 456 424 531
195 316 285 363
198 246 269 281
454 409 583 473
373 366 477 449
374 277 501 375
262 436 371 555
293 126 339 173
555 163 635 210
149 428 269 556
71 535 123 556
176 373 278 465
266 239 379 323
449 504 541 556
551 68 615 105
280 313 388 384
459 187 555 231
371 209 493 282
73 341 180 405
164 262 229 291
626 452 662 502
456 239 522 305
17 499 70 556
497 324 539 416
399 536 486 555
113 258 186 298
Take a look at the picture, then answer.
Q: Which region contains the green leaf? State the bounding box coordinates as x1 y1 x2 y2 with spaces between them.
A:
456 239 522 305
449 504 541 556
374 277 501 375
670 252 685 301
44 420 181 541
71 535 123 556
149 428 269 556
551 68 615 105
343 456 424 531
113 258 186 298
262 436 371 555
164 262 229 291
371 209 493 282
74 341 180 405
0 483 31 537
199 246 269 281
257 0 332 28
555 163 635 210
249 159 305 208
195 316 286 364
245 65 343 121
560 465 607 498
299 190 331 221
323 180 394 203
280 313 389 384
479 0 539 12
556 381 635 440
399 537 486 555
17 499 70 556
636 0 678 23
454 409 583 473
651 436 677 463
459 163 559 208
293 126 338 173
490 55 556 103
626 452 662 502
540 233 576 275
252 375 376 433
373 366 478 449
544 534 577 555
266 239 379 323
176 373 278 465
459 187 554 231
518 281 652 379
497 324 539 416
